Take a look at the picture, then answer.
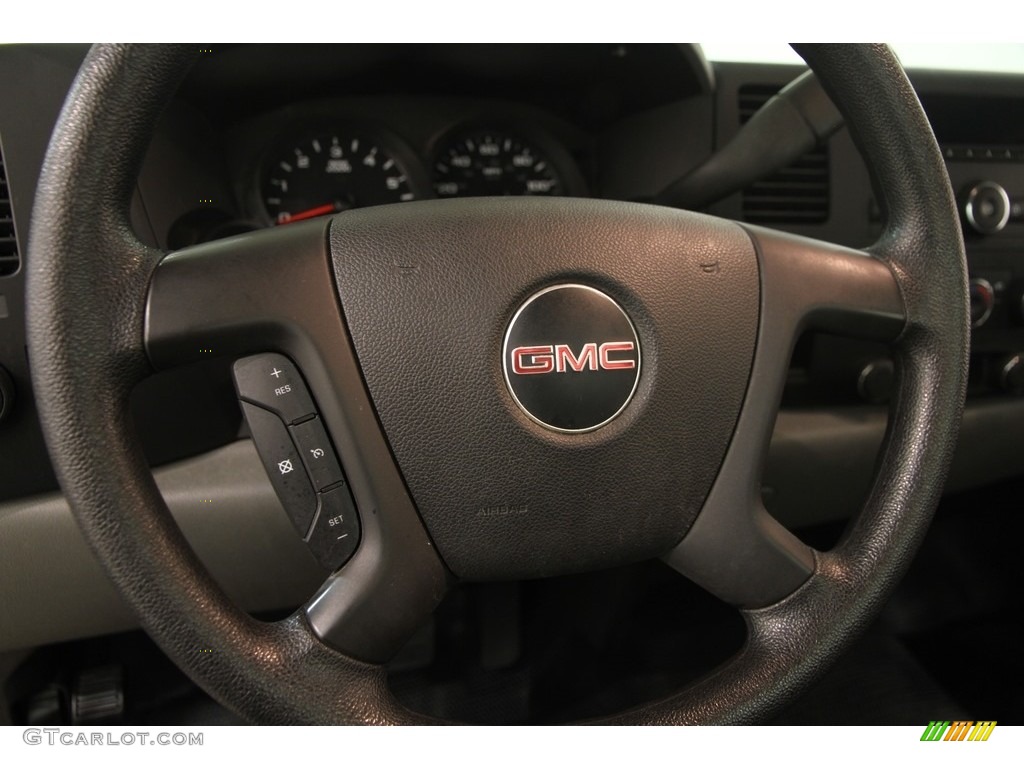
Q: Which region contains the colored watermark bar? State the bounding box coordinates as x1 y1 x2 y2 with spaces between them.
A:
920 721 997 741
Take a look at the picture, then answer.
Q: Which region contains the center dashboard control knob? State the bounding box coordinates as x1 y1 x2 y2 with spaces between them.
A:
856 358 895 404
969 278 995 328
999 353 1024 395
964 181 1011 235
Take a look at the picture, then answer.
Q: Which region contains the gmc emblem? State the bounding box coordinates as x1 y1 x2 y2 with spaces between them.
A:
502 284 641 433
510 342 637 375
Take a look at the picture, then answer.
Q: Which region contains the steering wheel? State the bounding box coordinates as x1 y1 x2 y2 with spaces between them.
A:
25 44 967 724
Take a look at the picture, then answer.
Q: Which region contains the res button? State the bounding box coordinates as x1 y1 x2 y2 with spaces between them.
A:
234 353 316 425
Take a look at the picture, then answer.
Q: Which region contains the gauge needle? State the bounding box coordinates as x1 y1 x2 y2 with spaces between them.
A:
277 202 337 224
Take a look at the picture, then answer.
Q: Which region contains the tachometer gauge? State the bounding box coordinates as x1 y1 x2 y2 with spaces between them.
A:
433 130 563 198
263 133 417 225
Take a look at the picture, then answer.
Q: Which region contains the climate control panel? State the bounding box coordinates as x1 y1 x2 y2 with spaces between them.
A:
937 147 1024 399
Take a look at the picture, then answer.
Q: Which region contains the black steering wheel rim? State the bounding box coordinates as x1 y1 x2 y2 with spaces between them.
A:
26 43 968 724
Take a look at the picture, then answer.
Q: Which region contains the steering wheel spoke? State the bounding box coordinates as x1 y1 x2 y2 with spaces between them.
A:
146 219 337 371
747 225 905 342
665 227 905 608
145 219 449 662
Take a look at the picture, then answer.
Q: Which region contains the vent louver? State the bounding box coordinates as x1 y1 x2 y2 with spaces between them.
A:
0 143 19 277
738 84 830 225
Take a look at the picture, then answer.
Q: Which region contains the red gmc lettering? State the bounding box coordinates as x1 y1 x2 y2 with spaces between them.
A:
599 342 636 370
511 345 554 374
511 342 636 375
556 343 598 372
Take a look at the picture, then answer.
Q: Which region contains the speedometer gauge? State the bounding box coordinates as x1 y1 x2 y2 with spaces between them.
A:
263 132 417 225
433 130 563 198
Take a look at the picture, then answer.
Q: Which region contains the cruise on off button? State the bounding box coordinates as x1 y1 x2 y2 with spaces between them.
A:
233 352 316 425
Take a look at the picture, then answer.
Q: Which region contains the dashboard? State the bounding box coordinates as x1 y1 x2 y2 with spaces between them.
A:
131 44 715 251
1 43 1024 653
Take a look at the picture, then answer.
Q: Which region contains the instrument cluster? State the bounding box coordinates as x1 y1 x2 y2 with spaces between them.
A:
249 106 588 228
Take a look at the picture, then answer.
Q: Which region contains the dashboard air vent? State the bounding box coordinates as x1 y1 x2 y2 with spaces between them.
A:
0 143 19 276
738 84 830 225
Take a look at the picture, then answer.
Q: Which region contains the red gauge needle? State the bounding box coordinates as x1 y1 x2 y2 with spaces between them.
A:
276 202 336 225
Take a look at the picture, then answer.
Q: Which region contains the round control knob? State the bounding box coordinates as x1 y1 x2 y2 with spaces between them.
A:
999 353 1024 395
969 278 995 328
857 358 895 404
964 181 1011 234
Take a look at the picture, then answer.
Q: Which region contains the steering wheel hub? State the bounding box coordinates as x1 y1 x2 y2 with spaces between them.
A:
329 199 759 581
503 283 642 433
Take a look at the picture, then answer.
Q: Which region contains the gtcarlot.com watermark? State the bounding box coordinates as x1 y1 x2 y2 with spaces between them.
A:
23 728 203 747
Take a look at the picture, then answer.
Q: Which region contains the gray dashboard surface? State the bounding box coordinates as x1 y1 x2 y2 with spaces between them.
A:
0 439 325 651
3 397 1023 651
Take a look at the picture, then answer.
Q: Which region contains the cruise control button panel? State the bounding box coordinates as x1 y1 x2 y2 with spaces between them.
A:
234 353 361 571
234 353 316 425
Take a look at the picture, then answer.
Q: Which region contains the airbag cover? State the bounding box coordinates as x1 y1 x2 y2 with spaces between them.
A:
330 197 759 580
